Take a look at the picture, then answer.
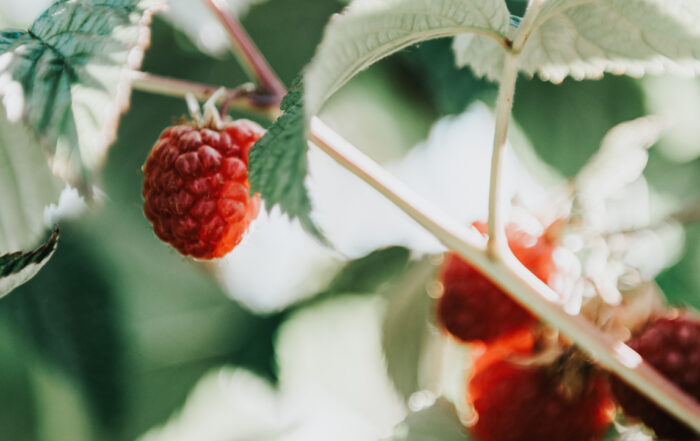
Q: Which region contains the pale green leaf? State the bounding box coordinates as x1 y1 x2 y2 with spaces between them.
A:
0 106 62 255
381 258 437 401
383 397 470 441
0 226 59 299
455 0 700 83
576 115 663 207
305 0 510 114
0 0 164 190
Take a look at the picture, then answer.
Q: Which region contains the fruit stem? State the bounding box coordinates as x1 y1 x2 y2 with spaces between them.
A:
128 71 278 118
309 116 700 435
203 0 287 101
487 51 519 259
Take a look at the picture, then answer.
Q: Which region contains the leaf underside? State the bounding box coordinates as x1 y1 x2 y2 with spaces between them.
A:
455 0 700 83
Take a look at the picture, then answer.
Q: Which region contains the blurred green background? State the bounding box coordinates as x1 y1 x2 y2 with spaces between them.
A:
1 0 700 440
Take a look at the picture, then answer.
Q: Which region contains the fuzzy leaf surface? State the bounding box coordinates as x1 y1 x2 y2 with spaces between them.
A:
304 0 510 114
455 0 700 83
0 0 163 189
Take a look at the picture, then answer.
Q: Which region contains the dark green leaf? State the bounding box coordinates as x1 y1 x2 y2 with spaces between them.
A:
383 397 470 441
248 82 325 241
398 39 496 115
0 227 59 299
287 246 411 314
382 258 437 401
0 0 164 190
513 75 645 177
2 226 125 430
327 246 410 295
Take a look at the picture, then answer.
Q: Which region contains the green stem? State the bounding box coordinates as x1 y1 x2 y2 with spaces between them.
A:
486 51 519 258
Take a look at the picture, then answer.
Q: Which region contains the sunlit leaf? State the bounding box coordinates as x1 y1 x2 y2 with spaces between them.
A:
455 0 700 83
383 397 470 441
305 0 510 115
0 0 164 190
576 115 664 207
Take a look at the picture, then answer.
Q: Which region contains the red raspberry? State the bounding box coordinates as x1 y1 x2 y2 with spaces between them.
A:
142 120 264 259
469 355 614 441
610 315 700 440
437 222 555 342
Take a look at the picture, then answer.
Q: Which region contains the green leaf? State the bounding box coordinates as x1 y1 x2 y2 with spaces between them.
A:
455 0 700 83
248 82 325 241
398 38 496 115
0 0 164 190
512 75 645 177
327 246 410 294
575 115 663 209
0 105 63 254
381 258 437 401
304 0 510 115
0 227 59 299
383 397 470 441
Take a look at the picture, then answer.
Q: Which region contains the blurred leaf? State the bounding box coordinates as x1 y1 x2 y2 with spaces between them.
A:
381 258 437 401
0 0 164 190
656 224 700 310
0 105 62 254
304 0 510 115
513 76 645 176
454 0 700 83
327 246 410 295
163 0 265 57
248 82 325 241
398 39 496 115
383 397 470 441
2 226 126 431
0 227 58 299
138 367 281 441
576 115 663 208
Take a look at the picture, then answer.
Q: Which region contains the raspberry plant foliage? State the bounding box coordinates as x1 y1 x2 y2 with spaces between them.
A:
2 0 700 439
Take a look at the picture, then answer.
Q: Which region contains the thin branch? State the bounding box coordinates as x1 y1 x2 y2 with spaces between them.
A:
204 0 286 100
487 51 520 258
309 117 700 435
128 71 278 118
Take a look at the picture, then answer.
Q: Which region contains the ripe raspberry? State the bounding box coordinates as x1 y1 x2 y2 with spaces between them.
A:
437 222 555 342
469 356 614 441
610 315 700 440
142 119 264 259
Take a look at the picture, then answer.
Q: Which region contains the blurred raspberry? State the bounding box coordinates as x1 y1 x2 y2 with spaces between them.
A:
469 355 614 441
437 222 556 342
610 315 700 440
142 120 264 259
